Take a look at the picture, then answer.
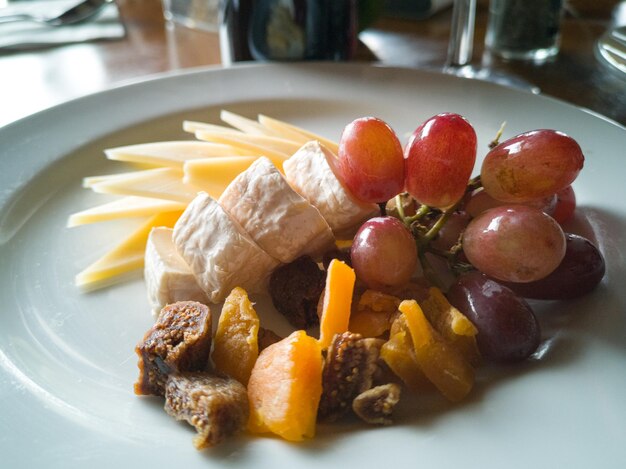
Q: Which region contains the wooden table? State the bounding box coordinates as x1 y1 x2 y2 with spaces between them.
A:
1 0 624 128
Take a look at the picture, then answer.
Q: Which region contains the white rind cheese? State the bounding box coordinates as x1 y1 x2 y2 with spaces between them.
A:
173 192 279 303
219 157 335 263
144 227 208 318
283 141 378 237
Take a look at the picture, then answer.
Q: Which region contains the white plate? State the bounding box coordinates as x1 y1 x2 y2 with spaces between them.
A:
1 63 625 469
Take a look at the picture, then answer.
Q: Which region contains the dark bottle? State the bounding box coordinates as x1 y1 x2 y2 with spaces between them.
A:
220 0 356 63
220 0 255 62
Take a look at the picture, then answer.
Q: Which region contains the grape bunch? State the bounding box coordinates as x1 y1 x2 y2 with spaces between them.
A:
337 114 605 363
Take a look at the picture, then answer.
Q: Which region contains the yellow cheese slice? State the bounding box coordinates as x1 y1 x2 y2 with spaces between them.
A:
258 114 340 155
67 196 187 227
196 131 290 168
183 156 260 198
83 170 148 188
182 120 244 135
104 141 245 168
194 131 302 156
220 110 279 136
75 210 183 290
89 167 198 203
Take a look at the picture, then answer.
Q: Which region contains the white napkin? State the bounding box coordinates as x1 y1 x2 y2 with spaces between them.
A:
0 0 125 51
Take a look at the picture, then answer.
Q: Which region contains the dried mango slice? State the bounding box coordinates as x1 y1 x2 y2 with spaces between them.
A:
211 287 260 386
421 287 481 365
247 330 323 441
319 259 356 349
400 299 474 402
380 314 429 392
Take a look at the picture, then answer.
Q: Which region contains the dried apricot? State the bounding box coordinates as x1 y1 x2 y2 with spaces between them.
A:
421 287 480 365
211 287 259 385
380 315 430 392
400 300 474 402
247 330 323 441
319 259 356 348
349 290 400 338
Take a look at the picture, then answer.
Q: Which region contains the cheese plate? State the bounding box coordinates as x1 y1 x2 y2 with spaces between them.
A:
0 63 625 468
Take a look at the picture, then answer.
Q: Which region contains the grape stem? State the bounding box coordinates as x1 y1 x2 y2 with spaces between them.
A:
488 121 507 149
405 204 430 225
378 202 387 217
395 176 484 290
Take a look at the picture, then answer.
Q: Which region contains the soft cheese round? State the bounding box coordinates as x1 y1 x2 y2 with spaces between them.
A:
144 227 208 318
173 192 279 303
219 156 334 263
283 141 378 237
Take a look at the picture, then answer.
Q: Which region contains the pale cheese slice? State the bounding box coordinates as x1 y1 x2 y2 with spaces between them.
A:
173 192 279 303
68 196 186 227
258 114 340 154
183 156 260 196
144 227 208 318
83 170 147 188
283 141 378 236
219 156 335 263
104 141 245 168
75 210 182 290
183 120 244 135
194 131 301 158
220 110 279 136
89 167 198 203
196 131 293 167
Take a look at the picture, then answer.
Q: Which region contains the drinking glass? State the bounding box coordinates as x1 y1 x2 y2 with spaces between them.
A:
161 0 220 32
485 0 563 61
443 0 539 91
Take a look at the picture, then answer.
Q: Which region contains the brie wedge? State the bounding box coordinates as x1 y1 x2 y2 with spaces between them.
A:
173 192 279 303
144 227 208 317
219 157 335 263
283 141 378 236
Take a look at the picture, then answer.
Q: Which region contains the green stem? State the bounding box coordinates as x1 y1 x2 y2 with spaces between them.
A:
422 209 452 243
489 121 507 149
405 204 430 225
394 194 406 221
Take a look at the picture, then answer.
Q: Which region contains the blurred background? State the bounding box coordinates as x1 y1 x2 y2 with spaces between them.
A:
0 0 624 127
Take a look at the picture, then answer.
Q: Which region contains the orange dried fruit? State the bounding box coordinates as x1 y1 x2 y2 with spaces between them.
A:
319 259 356 349
247 330 323 441
349 289 401 338
399 299 474 402
349 310 392 338
211 287 259 386
380 315 430 392
421 287 481 365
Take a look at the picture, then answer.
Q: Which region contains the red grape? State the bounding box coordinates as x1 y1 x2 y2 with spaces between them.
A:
337 117 404 203
464 187 557 218
481 129 584 203
404 113 477 209
447 272 540 363
551 185 577 225
462 205 566 283
500 233 605 300
404 113 476 208
351 216 417 289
